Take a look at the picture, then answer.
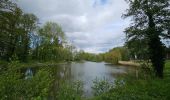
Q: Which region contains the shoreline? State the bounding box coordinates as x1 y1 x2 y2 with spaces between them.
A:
118 61 140 67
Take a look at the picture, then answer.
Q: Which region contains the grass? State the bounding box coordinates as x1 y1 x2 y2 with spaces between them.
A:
90 60 170 100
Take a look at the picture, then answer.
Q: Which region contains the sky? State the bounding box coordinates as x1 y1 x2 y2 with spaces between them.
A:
16 0 130 53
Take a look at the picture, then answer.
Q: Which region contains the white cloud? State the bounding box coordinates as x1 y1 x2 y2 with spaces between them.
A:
16 0 130 53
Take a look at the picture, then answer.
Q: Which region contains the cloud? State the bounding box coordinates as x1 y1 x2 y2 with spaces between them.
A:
16 0 130 53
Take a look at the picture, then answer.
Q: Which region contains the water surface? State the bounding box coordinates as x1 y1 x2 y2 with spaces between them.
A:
57 61 135 97
25 61 135 97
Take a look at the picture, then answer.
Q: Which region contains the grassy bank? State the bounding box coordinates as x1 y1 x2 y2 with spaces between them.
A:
90 60 170 100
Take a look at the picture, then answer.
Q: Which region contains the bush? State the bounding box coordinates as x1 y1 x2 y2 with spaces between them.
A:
56 80 83 100
92 78 114 96
0 61 52 99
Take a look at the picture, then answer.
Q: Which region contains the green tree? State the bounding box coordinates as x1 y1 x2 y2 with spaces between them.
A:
15 14 38 62
123 0 170 78
125 39 148 60
32 22 67 61
0 0 21 61
0 0 38 62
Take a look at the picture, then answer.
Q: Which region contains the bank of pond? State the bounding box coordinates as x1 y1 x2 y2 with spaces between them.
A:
0 61 170 100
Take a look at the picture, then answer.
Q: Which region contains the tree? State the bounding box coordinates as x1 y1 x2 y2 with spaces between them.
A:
103 47 129 64
125 38 149 60
0 0 19 61
0 0 38 62
32 22 66 61
15 14 38 62
123 0 170 78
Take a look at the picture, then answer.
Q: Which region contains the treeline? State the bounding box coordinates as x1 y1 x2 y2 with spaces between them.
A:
75 47 130 64
102 47 129 64
0 0 129 64
74 51 103 62
2 0 169 66
0 0 74 63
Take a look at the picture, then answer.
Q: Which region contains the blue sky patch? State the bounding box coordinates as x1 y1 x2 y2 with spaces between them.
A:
100 0 108 5
93 0 108 7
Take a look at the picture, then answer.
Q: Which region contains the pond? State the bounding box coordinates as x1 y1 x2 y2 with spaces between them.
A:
25 61 135 97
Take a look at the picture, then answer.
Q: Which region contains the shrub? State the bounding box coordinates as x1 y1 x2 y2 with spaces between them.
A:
92 78 114 96
0 61 52 99
56 80 83 100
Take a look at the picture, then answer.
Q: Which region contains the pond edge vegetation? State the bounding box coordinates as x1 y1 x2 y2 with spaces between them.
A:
0 0 170 100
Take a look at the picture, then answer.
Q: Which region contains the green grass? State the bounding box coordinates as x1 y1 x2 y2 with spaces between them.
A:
90 60 170 100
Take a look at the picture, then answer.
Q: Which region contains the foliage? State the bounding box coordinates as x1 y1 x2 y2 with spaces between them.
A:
31 21 73 62
103 47 130 64
0 0 74 63
125 39 149 60
91 61 170 100
123 0 170 78
1 0 170 99
56 80 83 100
74 51 103 62
92 78 114 96
0 61 52 100
75 47 130 64
0 0 38 62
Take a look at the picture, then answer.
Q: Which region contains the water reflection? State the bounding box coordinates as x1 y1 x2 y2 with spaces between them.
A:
25 68 33 79
57 61 134 97
24 61 134 97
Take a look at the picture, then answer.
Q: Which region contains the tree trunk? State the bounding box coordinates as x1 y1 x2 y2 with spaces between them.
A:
22 34 29 62
147 13 165 78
